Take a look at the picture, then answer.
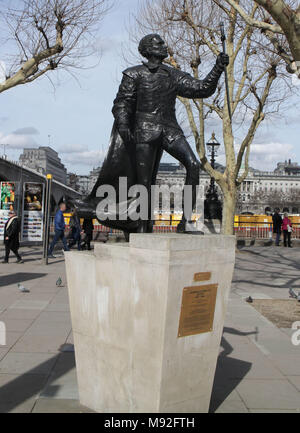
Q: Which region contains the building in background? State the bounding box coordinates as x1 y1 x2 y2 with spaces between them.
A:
19 147 67 184
274 160 300 176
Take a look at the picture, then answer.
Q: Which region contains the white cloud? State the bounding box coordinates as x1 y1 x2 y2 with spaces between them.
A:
217 141 296 172
57 143 87 154
249 142 296 171
0 131 38 150
13 127 39 135
61 150 105 167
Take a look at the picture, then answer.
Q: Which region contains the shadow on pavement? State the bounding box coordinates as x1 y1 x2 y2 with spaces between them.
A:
0 272 47 287
0 352 76 413
209 327 255 412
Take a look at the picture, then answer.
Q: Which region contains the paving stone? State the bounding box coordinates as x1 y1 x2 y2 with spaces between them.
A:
11 334 67 354
236 379 300 410
0 373 47 403
0 348 9 361
0 398 37 413
24 321 71 338
32 398 94 413
1 319 35 333
40 369 79 400
217 347 284 380
34 311 71 324
213 400 249 413
287 376 300 391
0 352 58 375
269 354 300 376
9 300 50 310
45 303 70 312
0 331 22 350
0 308 42 320
249 409 300 413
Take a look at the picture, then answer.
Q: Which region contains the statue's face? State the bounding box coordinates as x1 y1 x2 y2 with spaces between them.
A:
147 35 168 60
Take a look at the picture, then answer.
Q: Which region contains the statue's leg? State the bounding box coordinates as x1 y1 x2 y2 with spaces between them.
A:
135 141 159 233
162 136 200 231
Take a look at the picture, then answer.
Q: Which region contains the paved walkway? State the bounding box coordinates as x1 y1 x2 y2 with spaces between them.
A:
0 244 299 413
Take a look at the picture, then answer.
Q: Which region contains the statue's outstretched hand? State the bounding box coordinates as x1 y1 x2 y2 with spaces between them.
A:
118 126 133 144
216 53 229 69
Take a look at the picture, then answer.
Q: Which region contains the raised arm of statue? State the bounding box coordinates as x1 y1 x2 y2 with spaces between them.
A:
176 53 228 99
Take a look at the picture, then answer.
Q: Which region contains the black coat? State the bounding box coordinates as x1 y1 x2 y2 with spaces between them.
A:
272 213 283 234
83 219 94 235
4 216 20 250
112 62 224 143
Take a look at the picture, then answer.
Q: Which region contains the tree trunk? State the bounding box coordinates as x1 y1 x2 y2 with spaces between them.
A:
222 189 237 235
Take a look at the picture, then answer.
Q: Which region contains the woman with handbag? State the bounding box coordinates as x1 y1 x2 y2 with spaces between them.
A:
282 213 293 248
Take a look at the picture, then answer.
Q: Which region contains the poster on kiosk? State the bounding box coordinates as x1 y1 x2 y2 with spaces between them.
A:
21 183 44 242
0 182 16 241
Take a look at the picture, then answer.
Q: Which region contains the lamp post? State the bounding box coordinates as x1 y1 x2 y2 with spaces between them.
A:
0 143 9 160
204 133 223 220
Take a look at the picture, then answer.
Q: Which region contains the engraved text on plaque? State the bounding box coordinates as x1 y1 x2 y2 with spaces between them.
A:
178 284 218 338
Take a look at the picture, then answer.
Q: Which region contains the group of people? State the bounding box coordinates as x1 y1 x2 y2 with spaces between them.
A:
272 209 293 248
48 202 94 258
2 203 95 263
2 204 296 263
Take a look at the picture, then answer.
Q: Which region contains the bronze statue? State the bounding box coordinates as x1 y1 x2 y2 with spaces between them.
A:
75 34 229 238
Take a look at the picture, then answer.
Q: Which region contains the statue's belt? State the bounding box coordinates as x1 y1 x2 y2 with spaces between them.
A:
135 111 179 127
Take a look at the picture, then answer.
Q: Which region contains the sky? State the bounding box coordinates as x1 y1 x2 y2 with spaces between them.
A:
0 0 300 176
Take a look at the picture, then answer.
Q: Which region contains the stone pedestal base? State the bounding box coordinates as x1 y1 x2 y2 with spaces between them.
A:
65 234 235 413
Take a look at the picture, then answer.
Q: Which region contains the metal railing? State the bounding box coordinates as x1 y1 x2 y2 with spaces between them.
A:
49 217 300 239
234 222 300 239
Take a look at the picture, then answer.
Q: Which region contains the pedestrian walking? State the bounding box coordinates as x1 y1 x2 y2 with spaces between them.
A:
48 202 69 258
272 208 283 246
68 209 82 251
282 212 293 248
81 218 94 251
2 210 23 263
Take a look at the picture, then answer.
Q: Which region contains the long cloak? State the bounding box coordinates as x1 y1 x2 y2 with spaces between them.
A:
88 122 162 233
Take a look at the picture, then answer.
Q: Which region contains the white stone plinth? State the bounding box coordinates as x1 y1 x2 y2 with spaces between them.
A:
65 234 235 413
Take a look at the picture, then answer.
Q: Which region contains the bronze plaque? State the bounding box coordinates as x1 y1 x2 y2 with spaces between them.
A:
178 284 218 338
194 272 211 282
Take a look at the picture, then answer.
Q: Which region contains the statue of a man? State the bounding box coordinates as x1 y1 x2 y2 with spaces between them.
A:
76 34 228 237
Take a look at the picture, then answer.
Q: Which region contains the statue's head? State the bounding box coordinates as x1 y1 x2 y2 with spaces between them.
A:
138 34 168 60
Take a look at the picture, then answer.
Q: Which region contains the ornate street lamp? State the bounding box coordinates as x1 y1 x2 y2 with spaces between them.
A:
204 132 223 220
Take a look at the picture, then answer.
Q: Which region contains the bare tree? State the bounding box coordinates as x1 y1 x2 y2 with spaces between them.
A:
0 0 112 93
130 0 294 234
237 187 300 214
213 0 300 77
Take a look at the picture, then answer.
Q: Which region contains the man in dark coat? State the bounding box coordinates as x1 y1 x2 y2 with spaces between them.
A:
3 210 23 264
272 208 283 246
81 218 94 251
68 209 82 251
76 34 229 235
